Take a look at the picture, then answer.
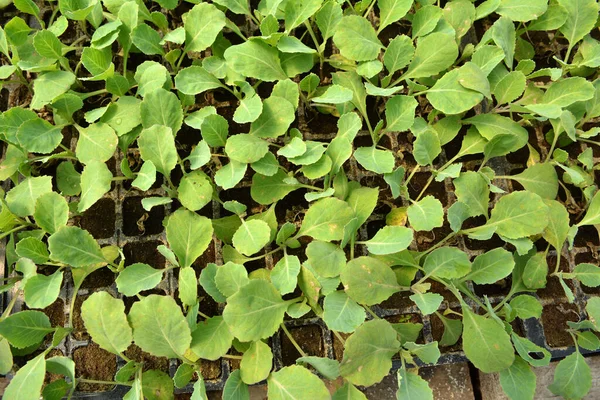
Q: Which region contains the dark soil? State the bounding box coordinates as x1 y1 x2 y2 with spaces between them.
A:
407 173 448 207
44 348 65 384
42 298 65 328
541 303 580 348
281 325 325 366
71 295 89 341
430 312 462 352
122 196 165 237
537 255 574 301
80 264 116 289
77 198 116 239
123 240 166 269
332 332 351 362
124 344 169 373
380 291 414 310
73 343 117 392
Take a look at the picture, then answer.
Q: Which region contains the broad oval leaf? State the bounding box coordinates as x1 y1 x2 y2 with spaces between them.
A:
341 256 401 305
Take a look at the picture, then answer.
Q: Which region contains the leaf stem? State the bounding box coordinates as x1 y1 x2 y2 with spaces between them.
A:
280 323 307 357
77 378 128 387
0 225 28 241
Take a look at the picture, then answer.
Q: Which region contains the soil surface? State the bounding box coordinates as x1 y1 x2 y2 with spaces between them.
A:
281 325 325 366
73 343 117 392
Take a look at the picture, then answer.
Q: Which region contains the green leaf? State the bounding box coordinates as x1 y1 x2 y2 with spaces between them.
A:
297 356 339 380
268 365 330 400
24 271 63 309
224 40 287 81
333 15 382 61
463 307 514 373
32 30 61 60
397 367 433 400
509 295 542 320
14 0 40 15
298 197 355 241
472 45 506 75
499 357 536 400
548 351 591 399
215 262 249 298
138 125 177 176
284 0 323 31
223 280 288 341
166 209 214 268
33 192 68 235
404 341 440 364
312 85 353 104
141 370 174 400
201 113 229 147
528 1 568 31
407 196 444 231
512 334 550 366
409 292 443 315
579 190 600 226
31 71 76 110
316 0 342 42
341 256 400 305
333 383 367 400
240 340 273 385
16 237 48 264
384 35 414 75
3 353 45 400
129 295 191 358
522 252 548 289
573 263 600 287
365 226 413 255
75 123 118 164
131 161 156 191
199 263 228 303
426 69 483 114
424 247 471 279
131 24 164 55
0 311 53 348
457 62 491 98
140 89 183 135
413 128 441 166
454 171 489 217
6 176 52 218
214 0 250 14
0 337 12 375
234 83 263 124
543 76 595 107
16 117 63 154
175 66 223 95
48 226 105 267
323 291 365 333
497 0 548 22
232 220 271 256
511 163 558 200
271 254 301 295
251 170 301 204
492 70 526 105
249 96 295 138
185 3 226 52
225 135 269 164
179 267 197 306
404 32 458 79
385 95 417 132
492 17 516 67
116 263 164 296
557 0 599 50
465 248 515 285
215 160 247 190
378 0 412 32
305 240 346 278
189 316 233 361
340 319 400 386
486 191 548 239
81 291 132 354
411 5 442 38
78 160 112 212
354 147 395 174
178 170 213 211
187 141 211 170
223 369 249 400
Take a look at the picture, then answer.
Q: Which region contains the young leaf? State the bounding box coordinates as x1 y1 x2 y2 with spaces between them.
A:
268 365 330 400
333 16 383 61
385 95 417 132
129 295 191 359
189 316 234 361
407 196 444 231
249 96 295 138
397 367 433 400
224 40 287 81
378 0 412 32
24 271 63 309
175 66 223 95
557 0 599 51
465 248 515 285
463 307 515 373
166 209 214 268
548 351 591 399
354 147 395 174
340 319 401 386
497 0 548 22
48 226 105 267
409 292 443 315
223 280 288 342
225 134 270 163
365 226 413 255
131 161 156 191
178 170 213 211
140 89 183 134
499 357 536 400
75 123 118 164
184 3 226 52
215 262 249 298
232 219 271 256
0 311 53 348
323 291 365 333
404 32 458 79
3 353 46 400
341 256 401 305
298 197 354 241
426 69 484 114
81 291 133 355
78 160 112 212
16 117 63 154
116 263 164 296
240 340 273 385
6 176 52 217
33 192 68 235
578 190 600 226
271 254 301 295
486 191 548 239
284 0 323 32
